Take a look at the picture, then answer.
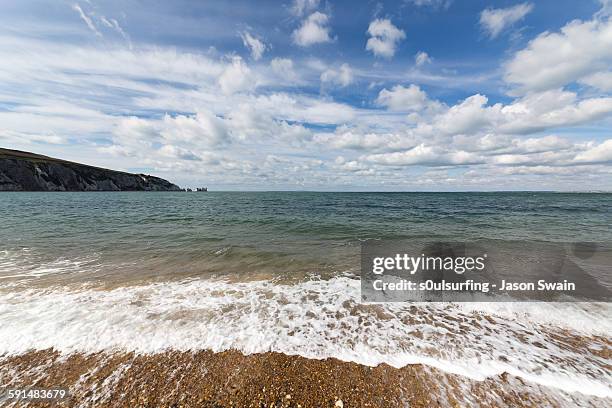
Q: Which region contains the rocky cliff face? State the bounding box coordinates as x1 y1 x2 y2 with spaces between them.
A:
0 148 182 191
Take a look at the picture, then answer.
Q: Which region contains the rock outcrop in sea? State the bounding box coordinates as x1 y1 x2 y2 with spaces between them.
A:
0 148 182 191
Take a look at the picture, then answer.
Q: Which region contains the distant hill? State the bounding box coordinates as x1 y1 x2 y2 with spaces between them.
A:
0 148 182 191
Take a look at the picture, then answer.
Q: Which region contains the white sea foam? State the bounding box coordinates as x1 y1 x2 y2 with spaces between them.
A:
0 276 610 398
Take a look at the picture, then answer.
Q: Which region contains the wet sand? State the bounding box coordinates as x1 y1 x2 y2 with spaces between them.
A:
1 349 607 407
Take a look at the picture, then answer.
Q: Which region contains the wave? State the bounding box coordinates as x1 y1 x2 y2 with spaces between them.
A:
0 276 610 398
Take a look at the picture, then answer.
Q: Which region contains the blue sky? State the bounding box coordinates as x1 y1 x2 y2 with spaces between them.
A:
0 0 611 190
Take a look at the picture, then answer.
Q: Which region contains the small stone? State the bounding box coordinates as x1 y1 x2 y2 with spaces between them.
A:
286 394 292 399
335 400 344 408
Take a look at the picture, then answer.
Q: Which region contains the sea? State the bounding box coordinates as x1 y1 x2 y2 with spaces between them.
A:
0 192 610 401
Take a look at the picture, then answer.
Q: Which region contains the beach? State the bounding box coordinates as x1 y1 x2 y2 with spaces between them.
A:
2 348 610 408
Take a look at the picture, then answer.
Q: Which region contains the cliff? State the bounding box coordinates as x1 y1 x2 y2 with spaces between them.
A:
0 148 182 191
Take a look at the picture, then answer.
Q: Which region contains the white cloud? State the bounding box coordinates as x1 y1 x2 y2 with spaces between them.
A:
240 31 267 61
158 144 202 161
420 89 612 137
454 134 573 155
72 2 133 48
510 135 572 154
504 17 612 94
110 116 158 153
270 58 297 81
314 128 403 150
597 0 612 18
320 63 354 87
0 130 67 145
366 19 406 58
161 110 230 147
0 36 224 91
415 51 431 67
103 111 232 166
376 84 434 112
434 94 493 135
0 102 114 144
218 56 255 95
290 0 320 17
100 16 131 48
246 93 356 126
227 103 311 142
72 3 102 37
498 90 612 134
491 150 574 166
480 3 533 39
292 12 332 46
579 71 612 91
574 139 612 163
365 144 483 166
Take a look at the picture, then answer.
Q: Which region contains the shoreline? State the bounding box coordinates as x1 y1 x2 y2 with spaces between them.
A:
1 349 607 407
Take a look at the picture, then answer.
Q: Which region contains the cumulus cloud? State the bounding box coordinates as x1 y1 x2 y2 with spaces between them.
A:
451 134 574 157
480 3 533 39
109 116 159 154
365 144 483 166
376 84 437 112
270 58 297 81
504 16 612 93
434 94 493 135
358 132 610 171
227 103 311 142
507 135 572 154
269 95 356 125
218 56 255 94
324 83 612 158
580 72 612 91
499 91 612 134
314 127 404 150
333 158 369 173
157 144 202 161
107 110 230 161
366 19 405 58
320 63 354 87
422 90 612 137
240 31 267 60
491 150 574 166
161 111 230 147
292 12 332 46
574 139 612 163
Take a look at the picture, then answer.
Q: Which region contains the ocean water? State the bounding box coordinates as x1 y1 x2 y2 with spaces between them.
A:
0 192 611 399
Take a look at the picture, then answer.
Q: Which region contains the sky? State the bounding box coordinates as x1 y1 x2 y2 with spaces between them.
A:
0 0 611 191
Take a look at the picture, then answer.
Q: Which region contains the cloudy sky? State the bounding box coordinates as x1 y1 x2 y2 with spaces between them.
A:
1 0 611 190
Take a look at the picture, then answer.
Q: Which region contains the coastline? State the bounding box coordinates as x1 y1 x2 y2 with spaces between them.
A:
1 349 607 408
